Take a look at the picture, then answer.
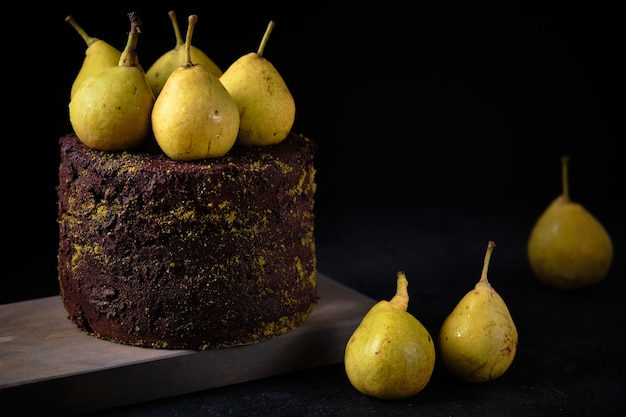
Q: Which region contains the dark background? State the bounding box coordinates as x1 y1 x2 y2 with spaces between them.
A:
0 1 624 302
3 2 620 302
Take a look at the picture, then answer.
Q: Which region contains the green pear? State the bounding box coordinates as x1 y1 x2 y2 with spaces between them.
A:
344 271 435 400
66 15 121 99
152 15 239 161
145 10 222 98
528 155 613 290
69 12 154 151
438 241 518 383
219 20 296 147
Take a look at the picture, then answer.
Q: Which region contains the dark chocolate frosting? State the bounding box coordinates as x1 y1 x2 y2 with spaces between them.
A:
57 132 317 349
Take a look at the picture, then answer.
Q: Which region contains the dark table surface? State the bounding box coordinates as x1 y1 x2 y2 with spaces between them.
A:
56 205 623 417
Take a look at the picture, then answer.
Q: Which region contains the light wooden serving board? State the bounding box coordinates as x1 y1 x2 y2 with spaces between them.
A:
0 274 375 416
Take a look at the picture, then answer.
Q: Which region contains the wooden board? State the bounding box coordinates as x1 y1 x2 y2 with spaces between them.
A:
0 274 374 416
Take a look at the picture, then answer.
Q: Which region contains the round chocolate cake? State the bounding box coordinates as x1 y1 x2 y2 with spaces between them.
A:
57 132 317 350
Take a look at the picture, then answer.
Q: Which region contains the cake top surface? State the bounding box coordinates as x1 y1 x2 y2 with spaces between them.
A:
60 131 315 175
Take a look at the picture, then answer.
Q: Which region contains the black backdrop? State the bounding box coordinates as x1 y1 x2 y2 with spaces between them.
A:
3 1 619 303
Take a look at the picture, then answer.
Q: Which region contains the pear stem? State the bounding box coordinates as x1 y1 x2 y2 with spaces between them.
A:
119 12 142 68
182 15 198 68
168 10 185 49
257 20 276 57
65 15 98 47
478 241 496 286
561 155 570 199
390 271 409 311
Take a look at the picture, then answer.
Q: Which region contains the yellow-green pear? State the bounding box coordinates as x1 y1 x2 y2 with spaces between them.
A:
528 155 613 290
66 15 121 99
219 20 295 147
152 15 239 161
69 12 154 152
145 10 222 97
344 271 435 400
438 241 518 383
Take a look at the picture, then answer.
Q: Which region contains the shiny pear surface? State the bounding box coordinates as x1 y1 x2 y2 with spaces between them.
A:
69 13 153 152
528 195 613 289
438 280 518 382
220 52 295 147
69 66 154 151
344 272 435 400
66 15 121 98
146 46 222 97
71 40 121 98
528 156 613 290
152 65 239 160
146 10 222 98
438 241 518 383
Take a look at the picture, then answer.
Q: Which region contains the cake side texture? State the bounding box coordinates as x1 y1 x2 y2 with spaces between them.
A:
57 132 317 349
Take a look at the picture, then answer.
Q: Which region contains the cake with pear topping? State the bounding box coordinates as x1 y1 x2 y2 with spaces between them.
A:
58 13 317 350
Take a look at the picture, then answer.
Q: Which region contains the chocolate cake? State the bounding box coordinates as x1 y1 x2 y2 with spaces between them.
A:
57 132 317 350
